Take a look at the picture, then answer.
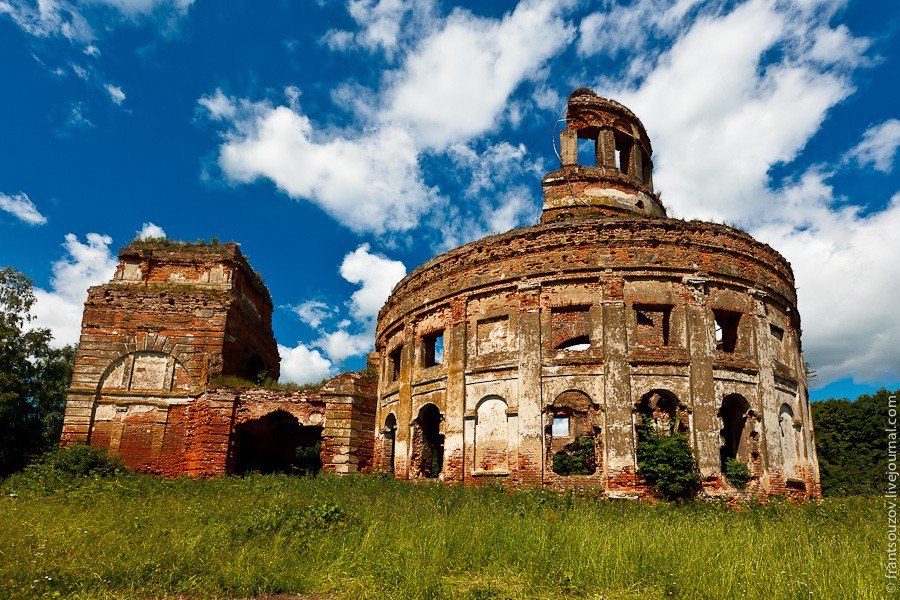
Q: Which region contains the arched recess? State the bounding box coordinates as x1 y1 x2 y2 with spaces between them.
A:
411 403 444 479
98 350 192 394
232 409 323 475
634 389 687 434
779 403 799 479
546 390 599 476
719 394 758 472
382 413 398 473
474 396 510 473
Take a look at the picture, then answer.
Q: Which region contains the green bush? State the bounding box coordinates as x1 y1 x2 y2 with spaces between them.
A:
636 427 700 500
552 436 596 476
295 442 322 476
724 457 751 490
2 444 127 494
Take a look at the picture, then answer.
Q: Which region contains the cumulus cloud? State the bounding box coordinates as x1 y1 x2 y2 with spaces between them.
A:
754 175 900 385
105 83 126 105
314 329 372 363
135 222 166 239
339 243 407 322
322 0 437 57
205 95 438 235
291 300 333 329
612 0 856 223
202 0 569 236
0 191 47 225
278 342 335 384
383 0 572 149
578 0 701 58
846 119 900 173
31 232 118 347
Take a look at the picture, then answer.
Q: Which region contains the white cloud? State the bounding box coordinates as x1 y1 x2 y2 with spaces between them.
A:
314 329 372 362
278 342 335 385
202 91 439 235
105 83 126 105
753 174 900 385
0 191 47 225
612 0 854 223
291 300 333 329
323 0 437 57
202 1 568 236
339 243 406 322
31 232 118 347
135 222 165 239
0 0 194 42
846 119 900 173
383 0 572 149
578 0 702 57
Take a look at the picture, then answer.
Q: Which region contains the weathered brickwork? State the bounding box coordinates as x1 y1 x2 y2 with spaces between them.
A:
373 89 821 499
60 241 375 476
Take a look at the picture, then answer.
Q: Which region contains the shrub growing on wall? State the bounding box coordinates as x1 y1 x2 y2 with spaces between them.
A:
552 436 596 476
636 426 700 500
723 457 751 490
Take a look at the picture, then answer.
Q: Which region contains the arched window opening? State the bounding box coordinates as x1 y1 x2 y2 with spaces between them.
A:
383 413 397 473
232 410 323 475
614 131 634 175
713 310 741 353
547 391 598 476
635 390 687 434
411 404 443 478
719 394 753 470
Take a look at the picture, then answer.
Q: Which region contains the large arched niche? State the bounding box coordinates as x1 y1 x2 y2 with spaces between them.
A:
779 403 800 479
546 390 599 477
98 350 193 394
474 395 510 473
719 394 757 472
634 389 687 434
411 403 444 479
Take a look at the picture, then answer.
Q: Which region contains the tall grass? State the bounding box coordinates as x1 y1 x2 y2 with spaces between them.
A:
0 474 884 599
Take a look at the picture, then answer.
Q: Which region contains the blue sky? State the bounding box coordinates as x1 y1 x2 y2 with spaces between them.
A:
0 0 897 400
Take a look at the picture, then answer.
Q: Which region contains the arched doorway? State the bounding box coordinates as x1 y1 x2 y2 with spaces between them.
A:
411 403 443 478
383 413 397 473
635 389 687 434
719 394 752 470
232 410 323 475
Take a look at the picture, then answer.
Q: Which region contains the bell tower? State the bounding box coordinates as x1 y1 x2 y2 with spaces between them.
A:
541 88 665 222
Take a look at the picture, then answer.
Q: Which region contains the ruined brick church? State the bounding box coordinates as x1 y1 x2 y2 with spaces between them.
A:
61 88 821 498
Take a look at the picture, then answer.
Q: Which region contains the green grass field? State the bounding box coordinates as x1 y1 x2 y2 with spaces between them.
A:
0 474 885 599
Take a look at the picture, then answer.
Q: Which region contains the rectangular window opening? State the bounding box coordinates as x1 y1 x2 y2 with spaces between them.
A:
634 305 672 347
389 346 402 382
770 324 784 342
713 310 741 353
422 331 444 367
552 416 570 437
578 137 597 167
552 305 591 351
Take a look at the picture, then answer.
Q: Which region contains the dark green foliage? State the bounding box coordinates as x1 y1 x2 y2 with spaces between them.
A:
295 442 322 476
3 444 126 494
724 457 751 490
812 388 897 496
636 426 700 500
0 267 76 476
552 436 596 476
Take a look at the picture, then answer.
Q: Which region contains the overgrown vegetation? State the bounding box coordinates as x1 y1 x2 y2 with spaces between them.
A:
0 463 883 599
294 442 323 476
723 457 752 490
636 426 700 501
208 374 324 391
3 445 126 494
552 436 596 476
812 387 896 496
0 267 75 476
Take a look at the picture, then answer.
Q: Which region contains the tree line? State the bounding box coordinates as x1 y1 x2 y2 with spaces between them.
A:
0 265 895 494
